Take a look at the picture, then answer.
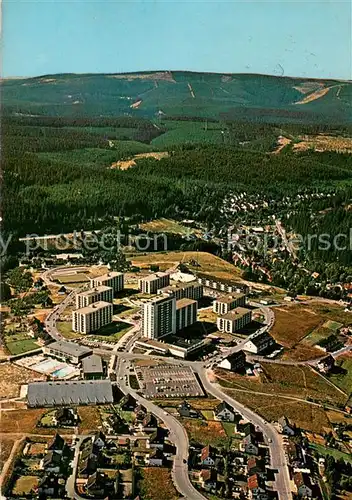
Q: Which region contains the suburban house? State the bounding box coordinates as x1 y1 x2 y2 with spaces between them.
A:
142 413 159 432
178 401 199 418
215 401 239 422
242 433 259 455
243 332 275 354
147 448 164 466
197 469 217 492
53 407 79 427
317 354 335 374
218 350 246 372
247 473 268 500
148 427 168 449
134 404 147 421
41 450 61 473
294 472 313 498
48 433 66 455
247 457 265 476
278 416 295 436
200 445 216 467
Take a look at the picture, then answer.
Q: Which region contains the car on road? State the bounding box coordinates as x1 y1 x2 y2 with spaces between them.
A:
268 438 272 443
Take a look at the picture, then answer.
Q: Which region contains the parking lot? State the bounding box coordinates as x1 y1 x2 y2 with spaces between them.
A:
135 364 204 398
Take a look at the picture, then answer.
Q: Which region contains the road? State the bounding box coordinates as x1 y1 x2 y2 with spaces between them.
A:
116 359 206 500
194 365 293 500
66 435 87 500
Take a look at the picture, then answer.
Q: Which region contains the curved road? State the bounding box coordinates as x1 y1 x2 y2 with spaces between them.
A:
116 359 206 500
194 365 292 500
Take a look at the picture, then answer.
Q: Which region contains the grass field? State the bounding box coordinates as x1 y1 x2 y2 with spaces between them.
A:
226 390 332 434
329 355 352 394
139 467 179 500
180 417 228 447
0 409 44 434
0 438 15 470
77 406 103 433
91 320 133 341
270 305 323 348
309 443 352 463
12 476 39 496
5 338 40 355
55 273 89 283
131 251 242 280
139 218 198 235
56 320 82 339
0 363 46 398
215 364 346 406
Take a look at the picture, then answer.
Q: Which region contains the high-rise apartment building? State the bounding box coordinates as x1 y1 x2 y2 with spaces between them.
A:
141 295 176 339
72 301 113 334
76 285 113 309
138 272 170 294
90 272 124 294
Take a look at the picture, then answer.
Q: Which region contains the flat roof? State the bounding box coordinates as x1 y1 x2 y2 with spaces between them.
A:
221 307 251 321
77 285 113 298
159 281 200 292
92 272 123 281
215 293 245 304
82 354 103 374
139 272 169 282
46 340 92 358
74 300 112 315
27 380 113 407
176 298 197 309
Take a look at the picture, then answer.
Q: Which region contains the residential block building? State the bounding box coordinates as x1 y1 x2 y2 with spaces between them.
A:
217 307 252 334
197 274 249 294
72 301 113 334
142 295 176 339
76 286 113 309
213 293 246 315
158 281 203 301
176 298 197 331
90 272 124 294
138 272 170 294
218 350 246 371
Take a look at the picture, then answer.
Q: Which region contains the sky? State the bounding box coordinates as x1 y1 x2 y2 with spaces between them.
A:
2 0 351 80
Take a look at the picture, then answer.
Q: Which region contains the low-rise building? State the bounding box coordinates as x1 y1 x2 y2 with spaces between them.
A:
90 272 124 294
176 298 197 330
215 401 238 422
294 472 313 498
158 281 203 301
200 445 216 467
72 301 113 334
217 307 252 333
76 286 113 309
213 293 246 315
138 272 170 294
197 274 249 294
317 354 335 373
278 416 295 436
82 354 104 380
197 469 217 492
44 340 92 365
218 350 246 371
243 331 275 354
248 473 268 500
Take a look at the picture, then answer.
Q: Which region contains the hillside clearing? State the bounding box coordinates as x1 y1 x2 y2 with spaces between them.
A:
110 151 169 170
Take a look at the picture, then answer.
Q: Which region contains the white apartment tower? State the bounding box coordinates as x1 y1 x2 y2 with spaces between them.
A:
142 295 176 339
138 272 170 294
72 301 113 334
90 272 124 294
76 285 113 309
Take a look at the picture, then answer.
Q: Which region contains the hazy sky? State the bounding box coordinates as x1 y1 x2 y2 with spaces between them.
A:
2 0 351 79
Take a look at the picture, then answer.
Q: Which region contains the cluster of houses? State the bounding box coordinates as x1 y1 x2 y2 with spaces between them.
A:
38 434 73 497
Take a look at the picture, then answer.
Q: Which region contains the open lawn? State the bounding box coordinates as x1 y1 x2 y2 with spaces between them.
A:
0 438 15 471
215 364 346 406
0 363 46 398
139 467 179 500
153 397 219 411
12 475 39 495
309 443 352 463
131 251 242 280
180 418 228 447
56 320 81 339
5 338 40 355
55 273 89 283
90 321 133 341
0 409 44 434
329 355 352 394
77 406 103 433
222 422 238 438
226 391 332 434
270 305 323 348
139 218 199 235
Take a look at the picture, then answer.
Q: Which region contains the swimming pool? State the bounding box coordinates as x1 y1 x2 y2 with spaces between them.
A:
33 359 62 373
51 366 77 378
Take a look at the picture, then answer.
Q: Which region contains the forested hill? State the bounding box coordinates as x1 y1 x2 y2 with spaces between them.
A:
2 71 351 123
